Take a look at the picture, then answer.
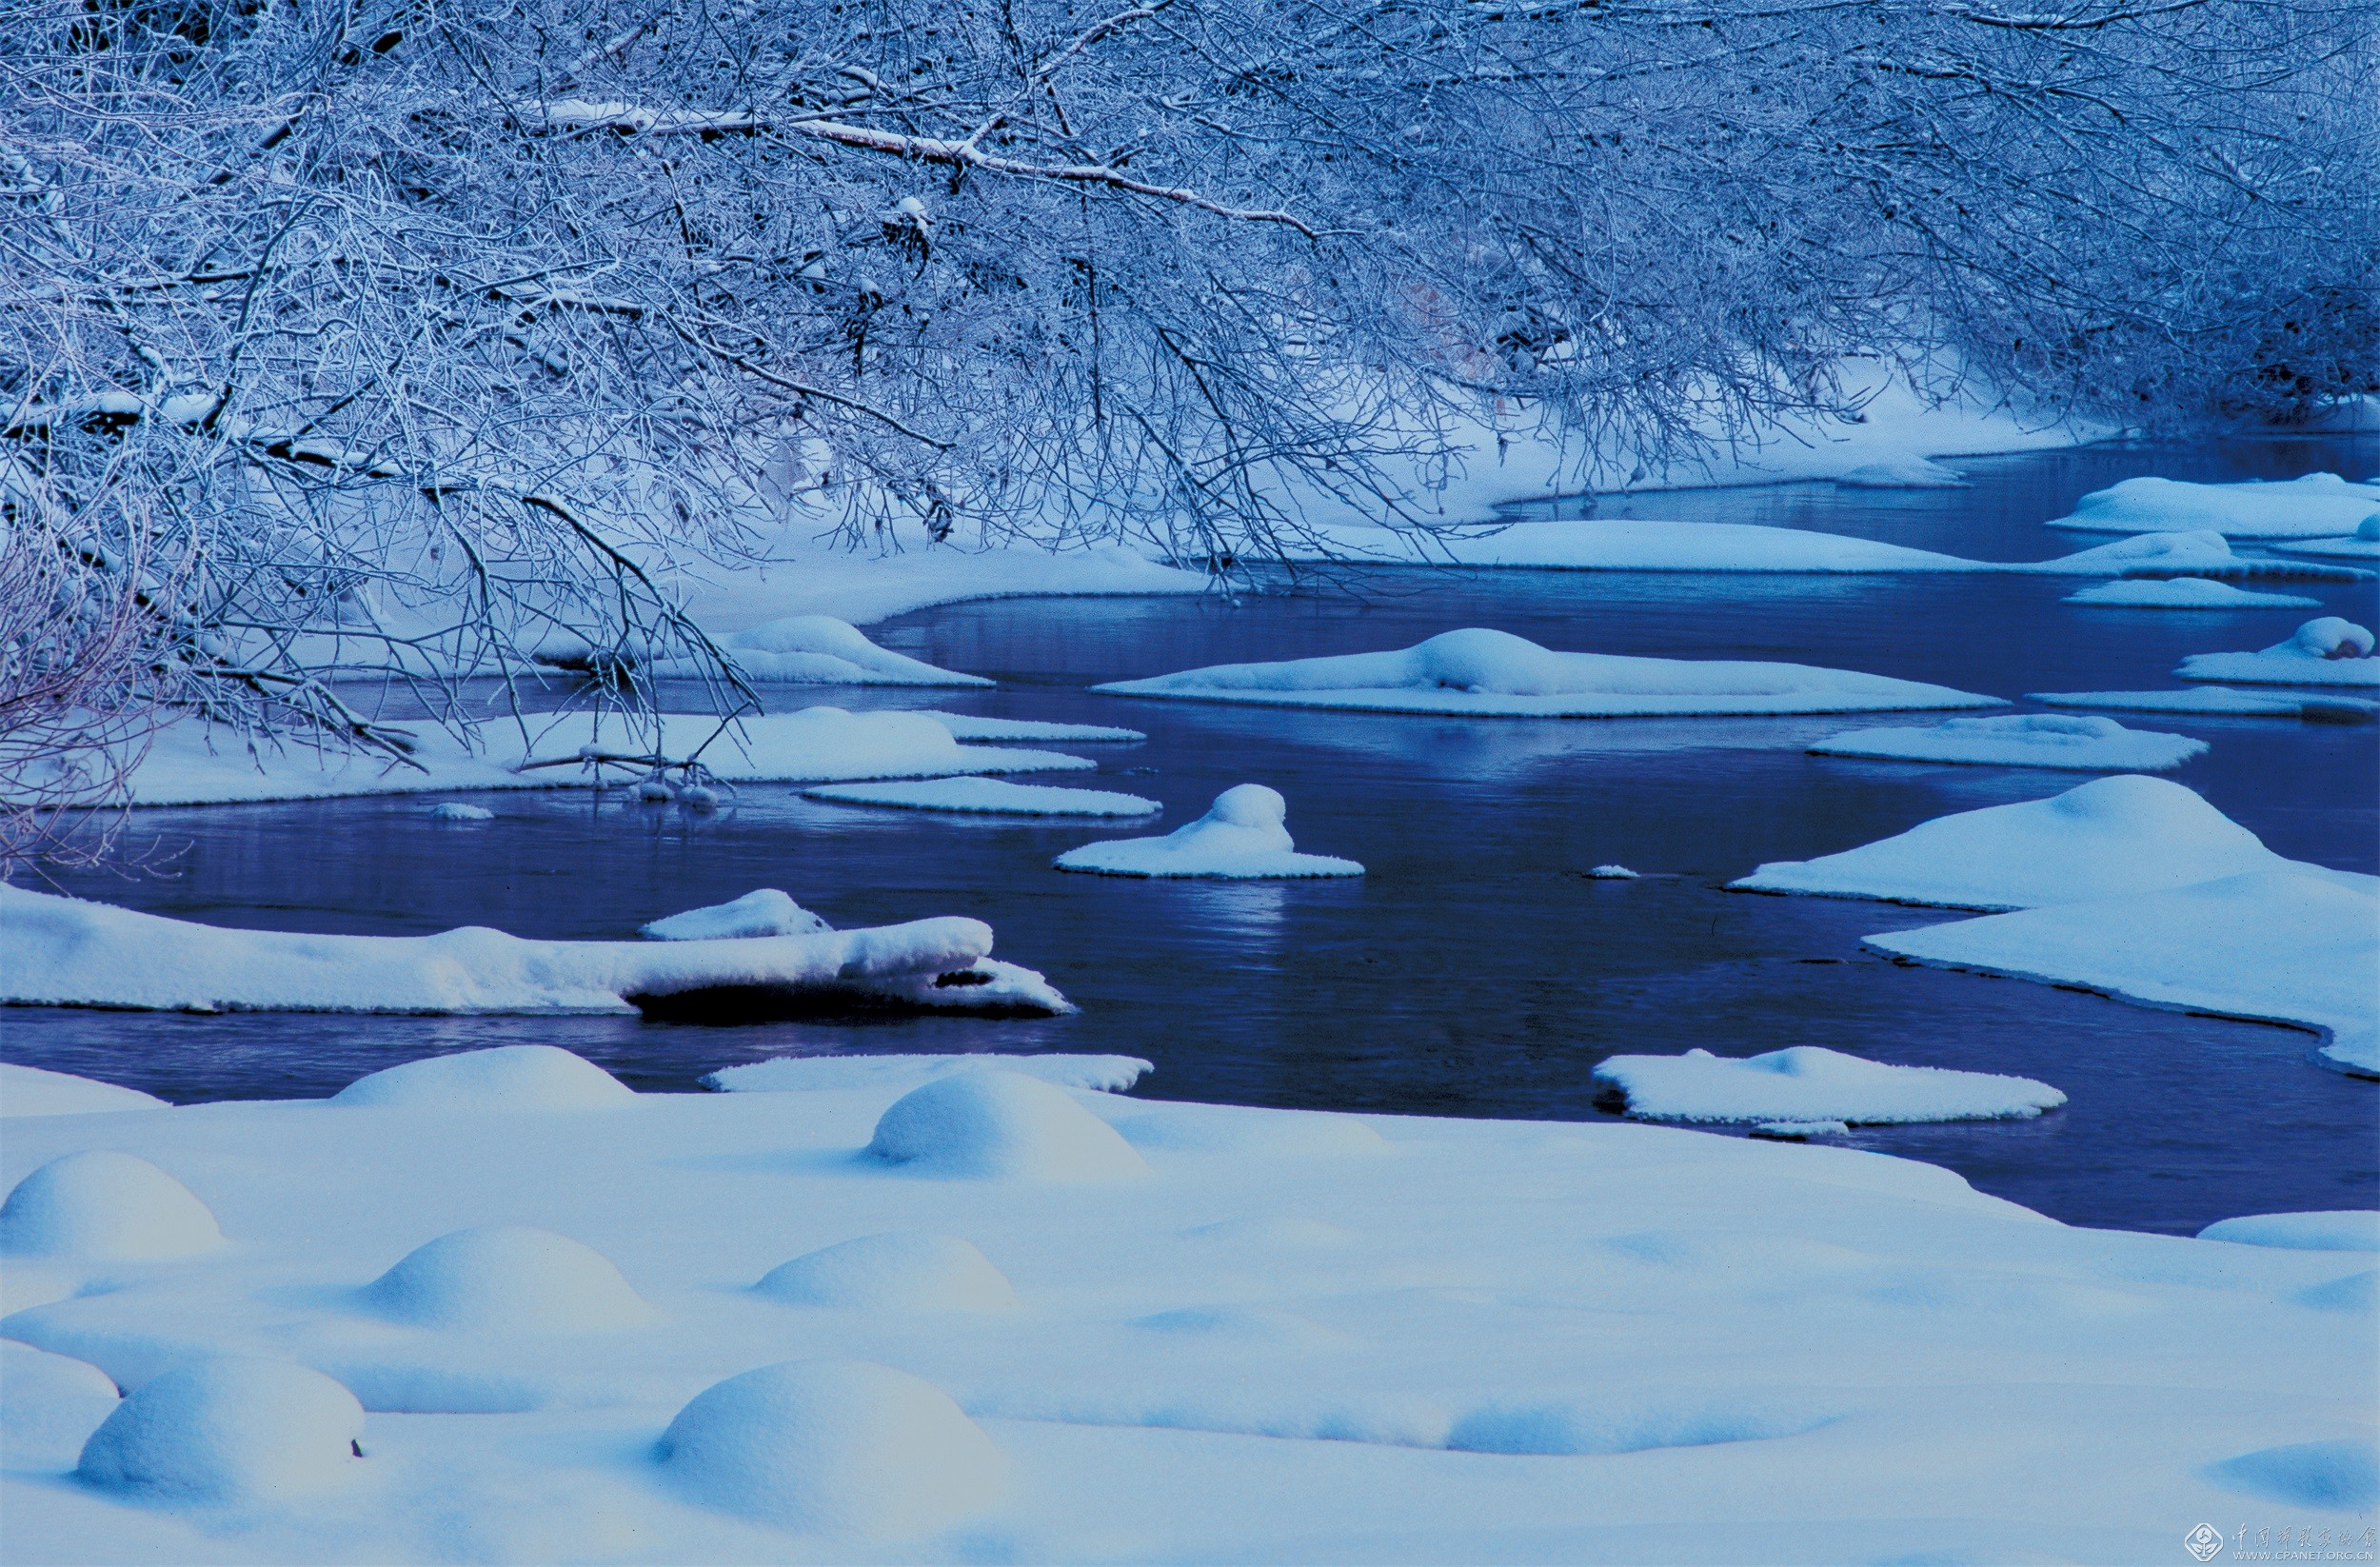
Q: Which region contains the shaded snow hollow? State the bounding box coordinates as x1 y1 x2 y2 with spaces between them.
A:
1054 784 1363 878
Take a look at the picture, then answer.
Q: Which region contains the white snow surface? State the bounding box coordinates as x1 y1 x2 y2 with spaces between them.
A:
2062 577 2322 609
2033 687 2379 721
636 616 990 686
1731 776 2291 910
753 1233 1017 1313
2197 1213 2380 1253
1097 628 1999 719
1054 784 1363 879
704 1052 1152 1096
0 884 1068 1016
803 777 1161 817
2 1051 2371 1563
679 543 1205 631
1593 1046 2065 1124
2177 618 2380 687
2271 512 2380 560
330 1046 636 1111
2047 474 2380 539
1807 713 2207 772
1834 454 1969 488
0 1064 169 1118
639 889 832 942
915 712 1146 743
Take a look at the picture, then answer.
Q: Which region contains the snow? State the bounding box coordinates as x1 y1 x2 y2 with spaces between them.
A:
0 883 1069 1016
2046 474 2380 539
1592 1046 2066 1125
657 1359 1008 1538
426 802 494 821
361 1226 657 1331
2 1053 2372 1561
681 542 1205 631
627 615 990 685
329 1046 637 1110
2177 617 2380 686
803 777 1161 817
0 1063 169 1118
111 706 1095 806
2031 528 2365 581
77 1359 365 1502
2196 1212 2380 1252
753 1233 1018 1312
1834 454 1968 488
2205 1439 2380 1512
1097 627 2000 719
0 1152 224 1260
2061 576 2321 609
1586 864 1639 880
864 1071 1150 1181
640 888 831 942
1054 784 1364 879
704 1052 1152 1096
3 1343 122 1471
1731 776 2289 910
1807 713 2207 772
2271 511 2380 561
2032 687 2378 722
917 712 1146 743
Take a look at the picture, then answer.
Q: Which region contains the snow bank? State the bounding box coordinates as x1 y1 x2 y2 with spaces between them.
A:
330 1046 635 1111
2032 687 2377 722
0 883 1068 1016
1592 1046 2065 1124
658 1359 1006 1538
2047 474 2380 539
1054 784 1363 878
77 1359 363 1501
361 1226 656 1332
1097 627 1998 719
1835 454 1968 488
640 889 830 941
754 1233 1016 1312
1866 868 2379 1077
1732 776 2286 910
684 542 1204 630
2061 577 2321 609
2196 1212 2380 1252
705 1052 1152 1095
2272 511 2380 561
0 1152 223 1260
0 1064 168 1118
2177 617 2380 686
866 1070 1149 1180
2205 1440 2379 1512
804 777 1161 817
919 712 1146 743
626 616 989 685
1808 712 2206 772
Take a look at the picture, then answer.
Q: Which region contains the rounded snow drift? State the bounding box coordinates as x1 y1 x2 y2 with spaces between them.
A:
360 1225 655 1332
0 1151 224 1260
1207 783 1287 829
2293 617 2375 660
755 1233 1016 1312
330 1045 635 1111
77 1358 364 1501
866 1070 1149 1180
658 1359 1006 1538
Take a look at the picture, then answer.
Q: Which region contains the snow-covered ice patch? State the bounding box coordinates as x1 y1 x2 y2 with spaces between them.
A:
639 888 830 941
553 615 990 686
330 1045 635 1111
1054 784 1362 879
77 1359 364 1502
1807 713 2206 772
2047 474 2380 539
1732 776 2287 910
2032 687 2377 722
0 1152 223 1260
754 1233 1016 1312
1592 1046 2066 1125
706 1052 1150 1095
426 801 494 822
2204 1439 2379 1512
1097 628 1998 719
2177 618 2380 686
0 1064 169 1118
804 777 1160 817
1835 454 1968 488
2271 511 2380 561
360 1226 656 1332
917 712 1146 743
865 1070 1149 1180
1586 863 1640 880
2196 1212 2380 1252
2062 577 2321 609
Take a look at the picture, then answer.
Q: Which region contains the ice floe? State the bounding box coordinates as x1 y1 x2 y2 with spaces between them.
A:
705 1052 1152 1095
2271 511 2380 561
1096 627 1998 718
1593 1046 2066 1125
2177 617 2380 686
1054 784 1363 878
1586 863 1640 880
2032 687 2376 722
2047 473 2380 539
1732 775 2289 910
0 1063 169 1118
1835 454 1969 488
426 801 494 821
1807 713 2206 772
2061 576 2321 609
2196 1212 2380 1252
639 888 831 941
77 1359 365 1502
627 616 990 685
0 883 1069 1015
804 777 1161 816
916 712 1146 743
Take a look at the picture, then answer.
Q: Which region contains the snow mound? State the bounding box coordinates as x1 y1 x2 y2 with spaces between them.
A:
2047 474 2380 539
1732 775 2285 910
2205 1439 2379 1512
1445 1397 1834 1456
77 1359 363 1501
707 1052 1151 1095
919 712 1145 743
1835 453 1967 488
658 1359 1006 1538
616 616 990 686
754 1233 1016 1312
1054 784 1362 878
1807 712 2206 772
640 889 830 941
359 1226 656 1331
1096 627 1999 718
2178 617 2380 686
2033 687 2376 722
0 1152 223 1260
2062 577 2320 609
2196 1212 2380 1252
0 1064 169 1118
427 802 494 821
865 1070 1149 1180
804 777 1160 817
331 1046 635 1110
1586 863 1640 880
1592 1046 2066 1124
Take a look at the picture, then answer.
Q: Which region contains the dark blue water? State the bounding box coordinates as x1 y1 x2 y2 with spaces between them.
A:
7 437 2376 1235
